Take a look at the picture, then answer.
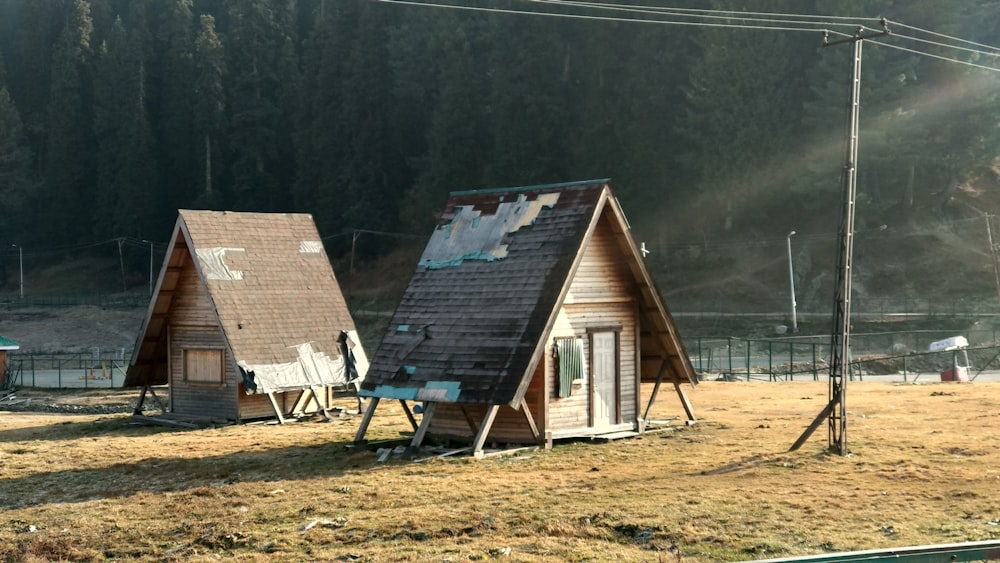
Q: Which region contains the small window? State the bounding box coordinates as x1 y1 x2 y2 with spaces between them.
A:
554 337 583 398
184 349 224 384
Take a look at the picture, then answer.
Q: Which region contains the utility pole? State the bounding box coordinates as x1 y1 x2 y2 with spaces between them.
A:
791 21 889 456
786 231 797 333
985 214 1000 305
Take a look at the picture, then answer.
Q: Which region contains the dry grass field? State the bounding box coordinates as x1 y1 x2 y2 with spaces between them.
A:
1 381 999 562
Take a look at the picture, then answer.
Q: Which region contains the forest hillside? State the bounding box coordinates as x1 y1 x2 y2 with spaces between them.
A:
1 0 1000 315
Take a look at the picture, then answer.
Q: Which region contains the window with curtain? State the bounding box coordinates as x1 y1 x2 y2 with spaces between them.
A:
554 337 583 398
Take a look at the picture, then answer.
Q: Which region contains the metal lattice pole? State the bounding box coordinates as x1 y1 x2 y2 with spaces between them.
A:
791 22 889 455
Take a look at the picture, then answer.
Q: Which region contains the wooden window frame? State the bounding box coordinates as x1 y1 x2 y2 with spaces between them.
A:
183 348 225 386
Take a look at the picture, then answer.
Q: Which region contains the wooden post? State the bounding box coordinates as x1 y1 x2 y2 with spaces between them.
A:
147 385 166 413
266 393 286 424
673 378 697 424
353 396 380 444
134 386 149 415
520 400 540 442
472 405 500 459
642 361 668 423
404 402 437 458
459 406 478 434
399 400 418 432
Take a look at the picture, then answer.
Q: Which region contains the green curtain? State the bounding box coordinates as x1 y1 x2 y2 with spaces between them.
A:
556 338 582 398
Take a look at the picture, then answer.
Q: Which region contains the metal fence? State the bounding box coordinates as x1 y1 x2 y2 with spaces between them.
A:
6 329 1000 390
5 349 130 389
689 329 1000 382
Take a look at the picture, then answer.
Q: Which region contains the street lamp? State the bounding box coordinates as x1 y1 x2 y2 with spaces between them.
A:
10 244 22 299
786 231 797 333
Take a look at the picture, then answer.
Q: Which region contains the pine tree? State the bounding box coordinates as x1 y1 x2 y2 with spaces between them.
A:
482 13 570 186
10 0 62 174
44 0 94 243
156 0 198 211
679 0 814 234
398 13 490 232
0 80 33 244
92 14 158 239
224 0 299 211
192 14 226 208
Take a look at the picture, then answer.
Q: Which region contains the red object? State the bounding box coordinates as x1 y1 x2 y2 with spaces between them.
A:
940 367 970 382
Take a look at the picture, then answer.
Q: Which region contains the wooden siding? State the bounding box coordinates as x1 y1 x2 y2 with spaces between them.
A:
428 403 536 443
167 257 236 420
427 363 544 443
546 215 639 437
170 325 238 419
238 388 333 420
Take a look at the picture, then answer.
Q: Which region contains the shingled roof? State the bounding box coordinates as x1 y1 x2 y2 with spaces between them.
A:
360 179 695 407
125 210 366 392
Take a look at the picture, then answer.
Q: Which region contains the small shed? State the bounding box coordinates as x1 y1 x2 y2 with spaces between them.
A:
0 335 20 388
354 180 697 456
124 210 368 423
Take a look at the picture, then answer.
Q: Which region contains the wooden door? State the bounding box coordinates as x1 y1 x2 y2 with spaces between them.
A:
590 331 618 428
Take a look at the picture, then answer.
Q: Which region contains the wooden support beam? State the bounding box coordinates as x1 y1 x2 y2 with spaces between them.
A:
673 378 697 424
290 388 314 416
133 386 148 415
642 360 669 423
399 400 418 432
404 402 437 459
459 406 478 433
520 399 541 442
790 399 834 452
266 393 286 425
472 405 501 459
353 397 380 444
147 385 166 413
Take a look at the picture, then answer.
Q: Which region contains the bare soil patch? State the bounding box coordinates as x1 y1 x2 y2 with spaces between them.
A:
0 306 145 353
1 381 999 562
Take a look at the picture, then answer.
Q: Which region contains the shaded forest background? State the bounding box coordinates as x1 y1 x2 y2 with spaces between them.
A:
1 0 1000 312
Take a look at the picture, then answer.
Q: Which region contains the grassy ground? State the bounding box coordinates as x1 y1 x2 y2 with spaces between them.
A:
1 381 999 562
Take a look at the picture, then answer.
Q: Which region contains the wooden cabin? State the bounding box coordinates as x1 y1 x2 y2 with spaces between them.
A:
355 180 697 456
124 210 368 423
0 335 19 388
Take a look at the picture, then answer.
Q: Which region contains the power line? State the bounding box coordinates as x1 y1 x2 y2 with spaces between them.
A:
378 0 1000 72
523 0 870 31
523 0 876 22
375 0 841 35
887 18 1000 54
872 38 1000 73
883 29 1000 61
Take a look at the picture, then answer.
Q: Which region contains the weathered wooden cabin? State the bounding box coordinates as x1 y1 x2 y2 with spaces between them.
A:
0 335 19 388
355 180 697 456
124 210 368 423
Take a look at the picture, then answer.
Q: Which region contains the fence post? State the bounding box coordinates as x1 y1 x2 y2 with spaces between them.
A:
902 355 907 382
728 337 733 377
768 341 773 381
789 341 794 382
746 340 751 381
812 343 818 381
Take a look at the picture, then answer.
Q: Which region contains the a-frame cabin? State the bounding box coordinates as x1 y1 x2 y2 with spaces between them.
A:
125 210 368 424
355 180 697 456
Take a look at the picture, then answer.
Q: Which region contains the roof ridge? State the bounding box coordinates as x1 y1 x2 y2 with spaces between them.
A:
448 178 610 198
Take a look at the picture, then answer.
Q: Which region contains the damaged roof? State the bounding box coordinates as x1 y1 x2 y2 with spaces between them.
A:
360 179 695 407
125 210 367 391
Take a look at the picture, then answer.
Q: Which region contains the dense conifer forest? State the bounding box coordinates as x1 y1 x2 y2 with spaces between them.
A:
0 0 999 301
